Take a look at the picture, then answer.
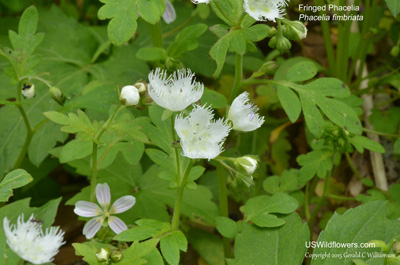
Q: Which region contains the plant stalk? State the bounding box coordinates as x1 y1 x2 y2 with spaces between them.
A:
171 160 195 230
149 22 163 48
228 53 243 105
217 162 232 260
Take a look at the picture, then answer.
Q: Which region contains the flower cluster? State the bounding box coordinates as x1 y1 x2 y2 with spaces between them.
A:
74 183 136 239
3 214 65 264
148 68 204 112
175 105 231 160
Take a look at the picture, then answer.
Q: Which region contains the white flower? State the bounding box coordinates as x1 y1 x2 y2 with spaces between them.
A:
236 156 258 175
244 0 289 22
175 105 231 160
162 0 176 24
120 85 140 106
3 214 65 264
148 68 204 111
22 83 35 98
74 183 136 239
228 92 264 132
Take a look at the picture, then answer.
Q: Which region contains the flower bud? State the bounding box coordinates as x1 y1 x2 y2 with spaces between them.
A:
96 247 111 262
134 81 147 93
268 36 277 49
283 21 308 41
390 46 399 57
110 250 124 263
22 82 35 99
235 156 258 175
261 61 278 74
49 86 66 106
276 35 292 54
120 85 140 106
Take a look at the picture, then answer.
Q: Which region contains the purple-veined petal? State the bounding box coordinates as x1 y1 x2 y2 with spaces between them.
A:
110 195 136 214
82 217 104 239
74 201 101 217
162 0 176 24
96 183 111 209
108 216 128 235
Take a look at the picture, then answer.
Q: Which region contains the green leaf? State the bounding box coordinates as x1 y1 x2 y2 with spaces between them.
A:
122 239 160 265
215 217 238 239
210 34 230 78
349 135 385 153
137 0 164 24
201 88 227 109
59 139 93 163
277 85 301 123
209 0 242 26
228 30 246 55
73 243 102 265
188 228 224 265
394 138 400 158
0 169 33 202
297 150 334 184
45 110 98 140
243 193 298 228
167 24 208 58
369 107 400 134
115 219 170 242
300 93 325 137
263 169 300 195
9 5 44 55
385 0 400 17
160 231 188 265
245 24 271 42
98 0 138 46
227 213 309 265
136 47 167 61
286 61 318 82
310 201 400 265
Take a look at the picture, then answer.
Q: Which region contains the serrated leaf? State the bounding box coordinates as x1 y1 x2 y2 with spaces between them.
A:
277 85 301 123
227 213 309 265
73 243 101 265
286 61 318 82
228 30 246 55
98 0 138 46
122 239 160 265
215 217 238 239
0 169 33 202
243 193 298 228
311 201 400 265
160 231 188 265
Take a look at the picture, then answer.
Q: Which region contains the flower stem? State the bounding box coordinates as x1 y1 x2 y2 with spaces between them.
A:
171 160 195 230
90 104 123 202
362 128 400 138
149 22 163 48
90 142 98 202
13 80 33 170
217 162 232 260
228 53 243 105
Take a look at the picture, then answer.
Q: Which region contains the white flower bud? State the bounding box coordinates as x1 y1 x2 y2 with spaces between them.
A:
120 85 140 106
22 83 35 98
96 248 111 262
236 156 258 175
134 82 147 93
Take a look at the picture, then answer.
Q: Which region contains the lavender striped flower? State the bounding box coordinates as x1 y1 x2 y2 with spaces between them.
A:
74 183 136 239
162 0 176 24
